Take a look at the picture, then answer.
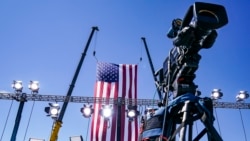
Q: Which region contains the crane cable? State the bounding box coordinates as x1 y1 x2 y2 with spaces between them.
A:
92 30 99 62
138 40 143 65
0 100 14 141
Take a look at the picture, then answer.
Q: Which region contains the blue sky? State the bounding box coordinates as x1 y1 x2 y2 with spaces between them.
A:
0 0 249 141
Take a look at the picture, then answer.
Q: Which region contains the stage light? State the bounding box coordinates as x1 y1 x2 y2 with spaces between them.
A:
100 105 113 119
211 89 223 100
128 110 136 117
80 104 94 118
28 81 39 94
44 103 60 119
126 105 139 121
12 80 23 93
236 91 249 102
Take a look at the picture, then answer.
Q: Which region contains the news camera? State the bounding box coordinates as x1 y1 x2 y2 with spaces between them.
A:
140 2 229 141
160 2 228 100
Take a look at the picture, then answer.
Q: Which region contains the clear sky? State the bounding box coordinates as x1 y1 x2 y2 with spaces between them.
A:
0 0 249 141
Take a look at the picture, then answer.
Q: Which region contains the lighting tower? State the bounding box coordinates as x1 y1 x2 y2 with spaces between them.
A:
10 80 40 141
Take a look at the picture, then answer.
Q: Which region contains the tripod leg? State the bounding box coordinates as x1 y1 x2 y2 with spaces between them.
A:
179 101 191 141
198 104 223 141
202 119 222 141
188 122 193 141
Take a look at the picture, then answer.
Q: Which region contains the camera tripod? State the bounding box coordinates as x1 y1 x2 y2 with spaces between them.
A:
160 93 223 141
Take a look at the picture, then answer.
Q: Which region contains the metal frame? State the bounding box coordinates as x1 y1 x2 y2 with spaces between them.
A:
1 92 249 109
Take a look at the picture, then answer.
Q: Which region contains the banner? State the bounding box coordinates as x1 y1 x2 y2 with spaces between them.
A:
90 62 138 141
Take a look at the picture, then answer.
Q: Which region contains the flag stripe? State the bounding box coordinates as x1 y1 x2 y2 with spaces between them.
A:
121 64 126 141
102 83 111 141
110 83 118 141
134 65 139 140
96 82 104 141
128 65 133 141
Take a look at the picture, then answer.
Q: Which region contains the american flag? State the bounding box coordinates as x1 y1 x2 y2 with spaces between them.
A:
90 62 138 141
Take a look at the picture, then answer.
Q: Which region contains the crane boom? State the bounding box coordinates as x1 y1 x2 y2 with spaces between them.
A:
49 26 99 141
141 37 163 100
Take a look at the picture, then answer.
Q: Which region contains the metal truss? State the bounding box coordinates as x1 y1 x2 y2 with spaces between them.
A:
0 92 250 109
213 101 250 109
0 93 160 106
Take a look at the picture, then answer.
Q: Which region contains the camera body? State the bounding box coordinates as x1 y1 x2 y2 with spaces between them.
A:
162 2 228 99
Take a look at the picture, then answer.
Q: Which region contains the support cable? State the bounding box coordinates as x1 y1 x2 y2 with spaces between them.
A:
239 109 247 141
0 100 14 141
23 101 36 141
214 108 222 136
85 118 91 141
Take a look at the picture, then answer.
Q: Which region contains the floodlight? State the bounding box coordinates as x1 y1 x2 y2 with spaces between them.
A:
100 105 113 119
211 89 223 100
44 103 60 119
28 81 39 94
126 105 139 121
236 91 249 102
81 104 94 118
128 110 136 117
12 80 23 93
50 107 59 115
